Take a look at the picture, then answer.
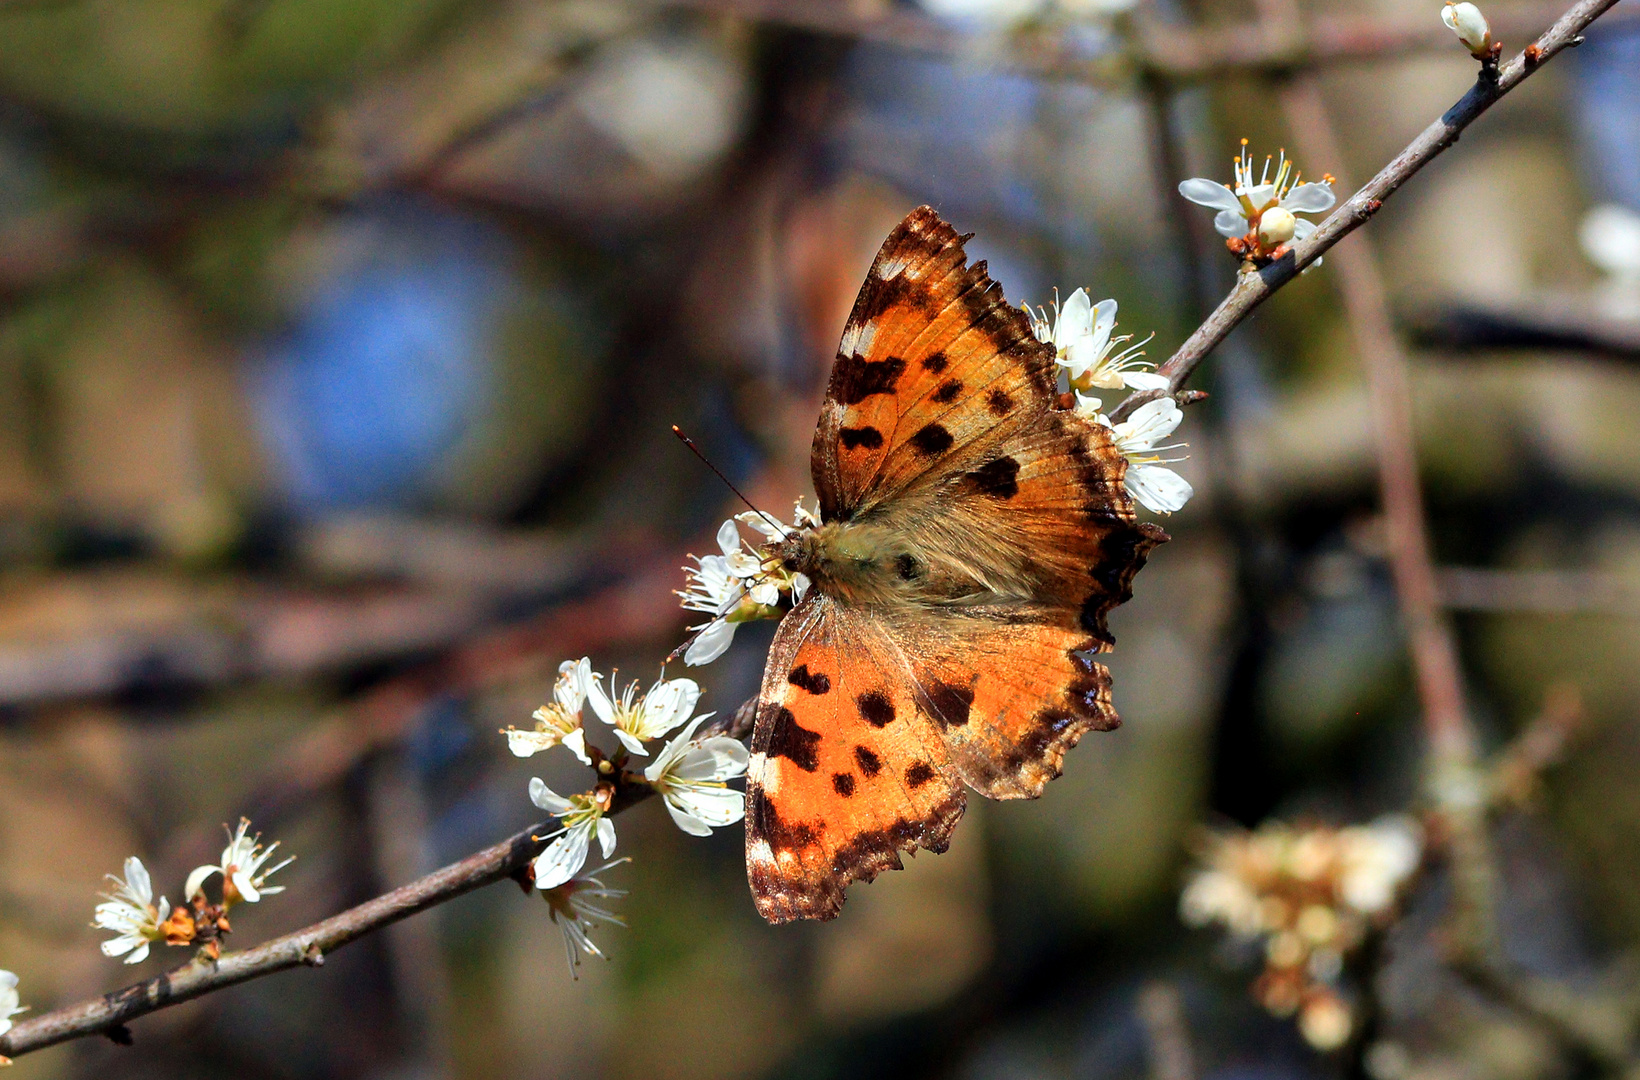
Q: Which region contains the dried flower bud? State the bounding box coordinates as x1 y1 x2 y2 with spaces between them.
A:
1442 2 1492 57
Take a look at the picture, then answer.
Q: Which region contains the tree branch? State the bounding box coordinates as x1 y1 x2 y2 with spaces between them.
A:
0 774 664 1062
1109 0 1624 423
0 824 547 1060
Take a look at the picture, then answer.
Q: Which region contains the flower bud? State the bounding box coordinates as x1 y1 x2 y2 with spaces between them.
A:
1442 2 1492 56
1257 206 1297 247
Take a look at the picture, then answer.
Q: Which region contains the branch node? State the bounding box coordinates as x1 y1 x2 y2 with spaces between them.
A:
301 943 325 968
104 1025 134 1047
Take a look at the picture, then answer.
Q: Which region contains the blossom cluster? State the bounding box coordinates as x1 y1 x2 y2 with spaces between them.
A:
1027 290 1194 515
1179 816 1422 1052
94 820 290 965
503 656 748 972
678 507 815 665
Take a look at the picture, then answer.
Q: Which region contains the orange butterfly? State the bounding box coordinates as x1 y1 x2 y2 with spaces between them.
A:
742 206 1167 923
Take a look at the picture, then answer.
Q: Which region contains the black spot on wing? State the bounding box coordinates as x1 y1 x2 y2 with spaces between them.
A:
921 351 949 374
831 355 906 406
987 389 1015 416
788 665 832 695
852 271 936 325
909 423 954 456
925 680 975 728
932 379 963 404
905 762 936 788
857 691 896 728
964 456 1019 499
854 745 883 776
832 772 856 797
750 790 822 850
839 426 884 450
765 707 822 771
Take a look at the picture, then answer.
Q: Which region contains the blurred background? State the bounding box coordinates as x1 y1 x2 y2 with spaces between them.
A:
1 0 1638 1077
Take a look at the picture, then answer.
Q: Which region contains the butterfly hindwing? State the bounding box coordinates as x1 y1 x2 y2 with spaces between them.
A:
888 610 1118 800
746 595 966 923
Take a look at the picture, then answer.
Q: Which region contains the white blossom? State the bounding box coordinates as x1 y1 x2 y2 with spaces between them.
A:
1180 868 1264 937
530 780 617 890
1335 816 1422 915
0 970 24 1039
184 818 292 907
643 715 750 836
678 510 812 667
589 672 704 756
541 858 628 977
94 857 169 964
506 657 596 765
1442 2 1492 55
678 550 746 665
1085 396 1194 515
1028 290 1164 395
1179 141 1335 261
1581 204 1640 317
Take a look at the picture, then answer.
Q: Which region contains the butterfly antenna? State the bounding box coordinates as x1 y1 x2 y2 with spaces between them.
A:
671 426 787 537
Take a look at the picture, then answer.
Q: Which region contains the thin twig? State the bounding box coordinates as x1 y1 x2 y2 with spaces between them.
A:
0 824 548 1059
0 775 663 1061
1109 0 1624 423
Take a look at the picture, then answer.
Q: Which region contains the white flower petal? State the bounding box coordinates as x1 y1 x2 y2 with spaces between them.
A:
1282 182 1335 213
528 778 575 815
124 857 152 905
1055 288 1093 347
1213 209 1249 238
561 727 592 766
1126 464 1194 514
614 728 649 756
663 802 716 837
125 941 150 965
1115 397 1183 450
715 518 743 557
684 619 736 666
1121 371 1171 392
233 869 261 904
184 865 218 900
585 671 615 725
668 786 746 830
596 817 617 859
1178 178 1242 212
1242 182 1278 211
101 936 139 959
534 824 592 890
507 728 562 758
1293 217 1319 242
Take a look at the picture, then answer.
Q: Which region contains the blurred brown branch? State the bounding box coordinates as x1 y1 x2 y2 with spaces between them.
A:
658 0 1639 84
1439 567 1640 615
0 520 590 706
1111 0 1624 424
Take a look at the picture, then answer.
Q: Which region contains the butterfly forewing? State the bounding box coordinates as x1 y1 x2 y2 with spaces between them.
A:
813 206 1059 522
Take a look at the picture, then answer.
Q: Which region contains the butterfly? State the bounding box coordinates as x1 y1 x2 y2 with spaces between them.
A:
742 206 1168 923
